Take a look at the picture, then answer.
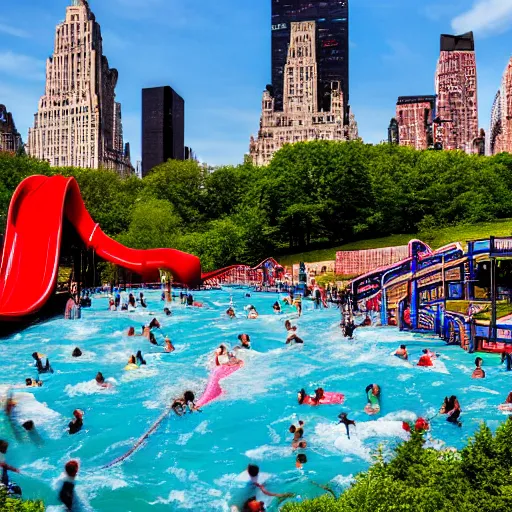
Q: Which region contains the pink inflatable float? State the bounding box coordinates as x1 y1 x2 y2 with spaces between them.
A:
301 392 345 406
195 361 244 408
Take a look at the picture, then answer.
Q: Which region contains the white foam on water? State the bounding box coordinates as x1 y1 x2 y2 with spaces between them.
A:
331 474 354 487
244 445 293 460
431 381 444 387
64 380 117 397
120 367 159 382
11 392 61 431
21 458 56 472
466 386 500 395
397 374 414 382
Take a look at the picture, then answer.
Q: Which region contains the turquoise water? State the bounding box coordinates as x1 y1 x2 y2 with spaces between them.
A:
0 289 510 511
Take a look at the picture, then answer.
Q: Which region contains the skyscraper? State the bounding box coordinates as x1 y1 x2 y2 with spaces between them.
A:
395 96 436 150
250 21 357 166
141 86 185 177
0 105 22 153
28 0 133 175
271 0 349 120
434 32 479 154
489 57 512 155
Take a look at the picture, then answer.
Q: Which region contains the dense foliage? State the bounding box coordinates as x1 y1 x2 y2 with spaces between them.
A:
283 419 512 512
2 141 512 271
0 489 44 512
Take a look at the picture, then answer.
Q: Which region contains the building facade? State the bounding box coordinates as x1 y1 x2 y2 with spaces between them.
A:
395 96 436 150
0 105 22 153
28 0 133 176
434 32 479 154
250 21 357 167
489 57 512 155
271 0 349 121
141 86 185 177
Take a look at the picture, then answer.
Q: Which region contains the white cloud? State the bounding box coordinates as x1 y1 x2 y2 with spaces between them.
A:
452 0 512 37
0 22 30 38
0 51 46 81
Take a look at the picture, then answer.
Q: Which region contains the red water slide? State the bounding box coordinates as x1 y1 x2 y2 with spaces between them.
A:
0 175 202 322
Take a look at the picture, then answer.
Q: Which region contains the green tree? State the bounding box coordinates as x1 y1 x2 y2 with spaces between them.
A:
0 488 44 511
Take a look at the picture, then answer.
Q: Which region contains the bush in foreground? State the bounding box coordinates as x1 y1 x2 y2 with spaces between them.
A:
283 419 512 512
0 488 44 512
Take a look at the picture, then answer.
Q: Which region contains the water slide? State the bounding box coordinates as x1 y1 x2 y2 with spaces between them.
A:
0 175 202 322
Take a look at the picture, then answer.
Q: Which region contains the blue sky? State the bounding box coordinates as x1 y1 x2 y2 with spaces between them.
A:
1 0 512 166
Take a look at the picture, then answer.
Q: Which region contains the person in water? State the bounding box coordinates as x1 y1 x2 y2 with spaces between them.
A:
32 352 53 374
215 345 240 366
295 454 307 469
472 357 485 379
128 293 136 308
136 350 147 366
273 301 281 313
338 412 356 439
72 347 82 357
285 320 304 344
343 319 357 339
187 294 194 306
68 410 84 435
59 460 79 511
95 372 111 388
365 384 381 413
294 296 303 317
289 425 304 445
247 306 259 319
238 334 251 349
0 440 20 489
172 391 200 416
127 326 136 336
139 292 147 308
226 307 236 318
417 349 433 367
127 355 137 365
163 307 172 316
244 464 293 500
361 315 372 327
164 337 175 353
25 378 43 387
313 388 325 404
440 396 462 426
500 351 512 371
149 331 159 345
395 345 408 360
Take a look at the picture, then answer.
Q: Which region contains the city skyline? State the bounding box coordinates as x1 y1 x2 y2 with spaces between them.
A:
1 0 512 166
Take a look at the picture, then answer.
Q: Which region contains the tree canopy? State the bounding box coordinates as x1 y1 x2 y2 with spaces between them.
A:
2 141 512 272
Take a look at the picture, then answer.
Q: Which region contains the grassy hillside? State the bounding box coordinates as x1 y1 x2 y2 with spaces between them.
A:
278 219 512 267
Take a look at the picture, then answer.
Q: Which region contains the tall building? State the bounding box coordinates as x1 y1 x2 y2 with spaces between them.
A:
250 21 357 166
489 57 512 155
0 105 22 153
434 32 479 153
395 96 436 150
28 0 133 176
271 0 349 120
141 86 185 177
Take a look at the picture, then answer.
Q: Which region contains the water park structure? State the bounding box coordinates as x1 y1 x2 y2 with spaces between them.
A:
350 238 512 354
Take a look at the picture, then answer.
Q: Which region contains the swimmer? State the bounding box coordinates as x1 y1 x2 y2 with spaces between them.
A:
95 372 111 388
226 307 236 318
237 334 251 349
361 315 372 327
163 307 172 316
292 440 307 450
364 384 381 415
0 440 20 488
32 352 53 374
108 299 116 311
247 306 259 319
342 319 357 339
59 460 79 511
171 391 200 416
25 378 43 387
295 453 307 469
417 349 433 367
128 293 136 308
149 318 161 329
294 296 302 317
289 425 304 445
127 355 136 365
273 301 281 313
313 387 325 404
285 320 304 344
149 331 159 345
498 391 512 411
127 327 136 336
394 345 408 360
72 347 82 357
136 350 147 365
68 410 84 435
472 357 485 379
139 292 147 308
215 345 240 366
338 412 356 439
440 396 462 427
243 464 294 499
164 337 175 353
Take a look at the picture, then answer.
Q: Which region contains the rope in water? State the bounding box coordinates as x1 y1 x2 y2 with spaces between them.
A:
102 405 173 469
